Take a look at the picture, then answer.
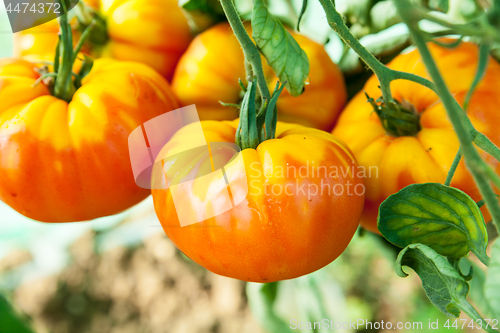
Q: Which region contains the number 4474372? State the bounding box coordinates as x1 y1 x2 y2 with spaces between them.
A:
5 2 61 14
444 319 499 330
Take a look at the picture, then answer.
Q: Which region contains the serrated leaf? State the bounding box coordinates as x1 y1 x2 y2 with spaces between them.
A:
396 244 469 317
252 0 309 97
485 240 500 320
378 183 489 265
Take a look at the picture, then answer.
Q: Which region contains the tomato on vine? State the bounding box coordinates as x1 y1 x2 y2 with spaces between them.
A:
152 117 364 282
0 7 179 222
172 22 347 131
332 41 500 233
14 0 192 80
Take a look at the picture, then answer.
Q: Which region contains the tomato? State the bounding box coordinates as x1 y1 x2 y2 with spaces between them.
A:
332 41 500 233
0 58 179 222
151 119 364 282
13 0 192 80
171 23 347 131
13 0 98 63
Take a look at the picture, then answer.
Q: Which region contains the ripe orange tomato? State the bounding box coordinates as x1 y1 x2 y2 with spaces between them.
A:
152 120 364 282
14 0 192 80
332 41 500 233
0 58 179 222
172 23 347 131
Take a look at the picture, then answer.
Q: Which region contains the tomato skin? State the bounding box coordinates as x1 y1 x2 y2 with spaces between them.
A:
152 120 364 282
13 0 192 80
172 23 347 131
332 41 500 233
0 58 179 222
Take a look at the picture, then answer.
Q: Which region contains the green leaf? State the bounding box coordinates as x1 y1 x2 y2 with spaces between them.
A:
378 183 490 265
252 0 310 97
0 294 34 333
246 282 293 333
396 244 469 317
460 258 496 319
178 0 225 33
485 240 500 320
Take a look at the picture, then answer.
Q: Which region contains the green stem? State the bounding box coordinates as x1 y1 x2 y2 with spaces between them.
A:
475 133 500 166
74 1 108 46
32 73 58 87
390 70 437 92
317 0 394 103
53 1 75 102
72 20 96 63
219 0 271 101
395 0 500 234
445 148 462 186
458 299 499 333
429 36 464 49
464 43 490 111
51 1 96 102
421 11 500 43
317 0 438 102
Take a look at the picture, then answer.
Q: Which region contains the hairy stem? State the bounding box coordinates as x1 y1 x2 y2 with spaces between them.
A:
317 0 394 103
219 0 271 101
458 300 499 333
445 149 463 187
317 0 438 101
53 1 75 102
395 0 500 233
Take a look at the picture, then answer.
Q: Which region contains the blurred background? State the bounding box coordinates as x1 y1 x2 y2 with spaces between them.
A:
0 0 497 332
0 196 492 333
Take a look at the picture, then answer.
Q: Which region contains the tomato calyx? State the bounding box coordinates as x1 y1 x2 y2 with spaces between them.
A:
366 92 421 137
50 0 96 102
74 1 109 48
235 79 286 150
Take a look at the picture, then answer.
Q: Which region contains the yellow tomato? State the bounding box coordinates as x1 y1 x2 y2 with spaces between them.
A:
172 23 347 131
332 41 500 233
152 119 364 282
0 58 179 222
14 0 192 80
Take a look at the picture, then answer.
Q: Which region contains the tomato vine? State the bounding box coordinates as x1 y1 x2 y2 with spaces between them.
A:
215 0 500 330
219 0 271 101
51 0 95 102
318 0 500 235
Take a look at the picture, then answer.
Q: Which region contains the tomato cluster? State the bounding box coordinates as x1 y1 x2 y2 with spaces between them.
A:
2 0 499 282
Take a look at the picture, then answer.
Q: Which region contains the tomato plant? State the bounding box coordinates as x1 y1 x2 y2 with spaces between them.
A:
333 41 500 233
2 0 500 331
172 22 347 131
0 8 179 222
14 0 192 80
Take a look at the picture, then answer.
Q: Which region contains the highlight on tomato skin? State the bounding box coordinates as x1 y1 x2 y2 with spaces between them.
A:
171 22 347 132
332 41 500 233
151 119 365 283
0 58 180 223
13 0 193 80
